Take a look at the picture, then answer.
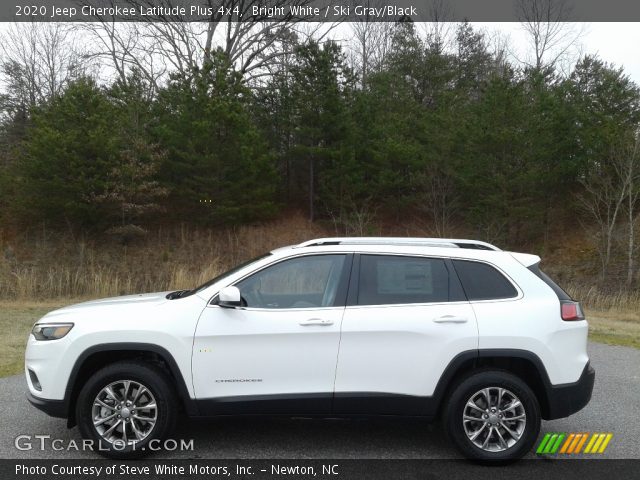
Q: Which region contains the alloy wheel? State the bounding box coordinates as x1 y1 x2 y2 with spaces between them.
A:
462 387 527 452
91 380 158 446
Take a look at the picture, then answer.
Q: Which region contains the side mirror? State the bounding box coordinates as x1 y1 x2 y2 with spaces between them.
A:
218 286 241 308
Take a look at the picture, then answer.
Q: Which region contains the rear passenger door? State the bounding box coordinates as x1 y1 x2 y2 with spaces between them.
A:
333 254 478 414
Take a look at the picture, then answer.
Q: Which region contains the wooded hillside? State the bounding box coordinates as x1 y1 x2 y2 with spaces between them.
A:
1 20 640 293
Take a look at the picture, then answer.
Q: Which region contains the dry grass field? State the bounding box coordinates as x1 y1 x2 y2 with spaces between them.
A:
1 214 638 378
0 300 67 377
584 309 640 349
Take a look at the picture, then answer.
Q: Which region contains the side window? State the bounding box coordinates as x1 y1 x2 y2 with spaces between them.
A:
235 255 346 309
452 260 518 301
358 255 450 306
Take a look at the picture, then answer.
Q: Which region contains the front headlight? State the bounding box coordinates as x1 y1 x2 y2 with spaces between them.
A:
31 323 74 341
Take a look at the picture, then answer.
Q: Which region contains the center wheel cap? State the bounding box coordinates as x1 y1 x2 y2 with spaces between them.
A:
120 407 131 419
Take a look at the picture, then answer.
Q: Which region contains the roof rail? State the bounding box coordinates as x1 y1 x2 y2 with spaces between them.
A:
294 237 501 251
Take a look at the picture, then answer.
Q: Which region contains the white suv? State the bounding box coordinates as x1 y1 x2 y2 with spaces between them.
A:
25 237 594 461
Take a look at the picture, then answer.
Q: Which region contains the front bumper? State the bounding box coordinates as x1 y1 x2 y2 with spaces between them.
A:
27 392 67 418
544 362 595 420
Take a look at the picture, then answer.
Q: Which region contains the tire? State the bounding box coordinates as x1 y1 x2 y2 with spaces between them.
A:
444 370 541 462
76 361 178 459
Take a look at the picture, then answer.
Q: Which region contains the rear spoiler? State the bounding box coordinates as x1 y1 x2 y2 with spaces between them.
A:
509 252 541 268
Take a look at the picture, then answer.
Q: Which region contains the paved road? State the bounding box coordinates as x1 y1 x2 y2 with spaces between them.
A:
1 342 638 459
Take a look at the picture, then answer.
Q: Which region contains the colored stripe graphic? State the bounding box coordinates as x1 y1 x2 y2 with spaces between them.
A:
567 433 583 454
598 434 613 453
537 433 613 455
574 433 589 454
550 434 565 453
560 433 575 453
584 433 599 453
536 433 552 454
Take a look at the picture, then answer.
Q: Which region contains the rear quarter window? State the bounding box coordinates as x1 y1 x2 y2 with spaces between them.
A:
452 260 518 301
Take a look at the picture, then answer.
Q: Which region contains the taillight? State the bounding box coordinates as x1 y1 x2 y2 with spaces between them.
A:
561 301 585 321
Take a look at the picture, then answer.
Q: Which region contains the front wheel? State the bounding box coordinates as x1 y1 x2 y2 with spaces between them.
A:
76 361 177 458
444 370 541 462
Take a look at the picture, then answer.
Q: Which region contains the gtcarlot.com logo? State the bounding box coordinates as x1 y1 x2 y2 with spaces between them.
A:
14 435 194 452
536 432 613 455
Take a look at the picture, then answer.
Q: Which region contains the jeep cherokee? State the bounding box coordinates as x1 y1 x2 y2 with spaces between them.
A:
25 237 595 460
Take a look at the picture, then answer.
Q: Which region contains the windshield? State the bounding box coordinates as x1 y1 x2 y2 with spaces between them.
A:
191 252 273 295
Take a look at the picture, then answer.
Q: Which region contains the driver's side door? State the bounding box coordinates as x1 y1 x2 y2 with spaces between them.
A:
192 253 352 415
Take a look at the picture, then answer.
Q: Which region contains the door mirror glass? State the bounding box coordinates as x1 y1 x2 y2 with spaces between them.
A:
218 286 241 308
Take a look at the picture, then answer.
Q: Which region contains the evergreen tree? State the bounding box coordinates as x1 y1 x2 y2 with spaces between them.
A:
154 52 277 225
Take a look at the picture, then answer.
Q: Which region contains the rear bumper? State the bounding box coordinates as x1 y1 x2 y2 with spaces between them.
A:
27 392 67 419
544 362 595 420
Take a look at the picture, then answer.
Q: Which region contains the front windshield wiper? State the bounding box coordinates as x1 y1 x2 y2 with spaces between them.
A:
165 289 192 300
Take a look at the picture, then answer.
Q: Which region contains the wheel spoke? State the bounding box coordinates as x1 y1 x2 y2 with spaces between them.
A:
470 423 488 441
482 388 492 408
500 421 520 439
132 413 155 423
122 381 131 401
502 400 522 412
466 400 484 413
505 413 526 421
93 412 117 426
94 398 116 411
495 427 508 449
104 386 119 402
103 418 122 437
482 426 494 449
130 419 144 440
132 386 147 405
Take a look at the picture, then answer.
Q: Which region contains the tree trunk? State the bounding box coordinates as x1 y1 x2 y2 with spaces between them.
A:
628 176 635 286
309 157 314 222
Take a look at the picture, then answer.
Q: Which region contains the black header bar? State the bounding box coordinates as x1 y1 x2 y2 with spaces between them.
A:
4 1 640 22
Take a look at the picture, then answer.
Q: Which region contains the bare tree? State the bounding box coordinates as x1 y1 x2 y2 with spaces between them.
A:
0 23 85 108
416 169 457 237
420 0 456 53
516 0 585 73
577 144 638 281
617 133 640 285
348 0 393 87
328 198 378 236
80 0 320 87
80 20 167 94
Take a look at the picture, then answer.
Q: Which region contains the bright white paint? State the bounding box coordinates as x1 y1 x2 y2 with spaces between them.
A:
25 238 589 405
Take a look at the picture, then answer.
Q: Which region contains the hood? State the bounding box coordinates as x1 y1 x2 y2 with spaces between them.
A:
41 291 171 319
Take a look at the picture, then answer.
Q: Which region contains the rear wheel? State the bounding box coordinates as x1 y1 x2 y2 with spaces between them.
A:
444 370 540 462
76 361 177 458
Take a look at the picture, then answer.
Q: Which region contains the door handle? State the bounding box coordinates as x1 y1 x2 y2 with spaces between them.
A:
299 318 334 326
433 315 468 324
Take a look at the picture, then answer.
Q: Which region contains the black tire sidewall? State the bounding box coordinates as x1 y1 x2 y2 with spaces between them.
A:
76 361 177 458
445 370 541 462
